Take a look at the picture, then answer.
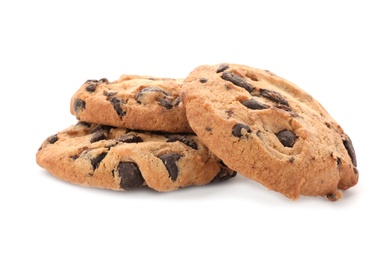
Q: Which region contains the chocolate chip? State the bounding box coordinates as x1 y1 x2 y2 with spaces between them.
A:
109 97 126 117
117 162 144 190
158 98 173 109
136 87 174 109
116 133 143 143
104 91 118 97
77 121 91 128
232 123 251 137
210 167 237 183
91 152 107 170
343 135 357 167
99 78 109 84
216 64 230 73
260 89 289 106
276 130 296 147
326 193 338 201
73 99 86 114
85 79 98 84
199 78 208 83
221 72 254 92
136 87 169 101
241 99 269 110
69 155 78 160
90 129 107 143
336 157 342 168
47 134 58 144
85 83 97 92
167 135 198 150
159 153 181 181
91 124 113 133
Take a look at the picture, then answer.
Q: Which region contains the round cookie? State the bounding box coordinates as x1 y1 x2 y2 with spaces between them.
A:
36 121 235 191
70 75 192 133
182 63 358 200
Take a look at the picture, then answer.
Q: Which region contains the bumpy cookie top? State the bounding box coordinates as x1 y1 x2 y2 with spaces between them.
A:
36 122 235 191
182 63 358 200
70 75 192 133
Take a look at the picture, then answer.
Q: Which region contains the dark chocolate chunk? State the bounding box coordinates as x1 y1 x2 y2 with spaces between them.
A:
336 157 342 168
276 130 296 147
99 78 109 84
343 135 357 167
159 153 181 181
85 79 98 84
116 133 143 143
158 98 173 109
260 89 289 106
90 129 107 143
136 87 169 101
109 97 126 117
85 83 97 92
199 78 208 83
241 99 269 110
232 123 251 137
103 91 118 97
117 162 144 190
326 193 338 201
221 71 254 92
167 135 198 150
91 152 107 170
91 124 113 133
77 121 91 128
73 99 86 114
47 134 58 144
69 155 78 160
210 167 236 183
216 64 230 73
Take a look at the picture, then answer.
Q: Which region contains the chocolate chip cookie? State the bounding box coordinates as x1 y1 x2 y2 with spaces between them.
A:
182 63 358 200
70 75 192 133
36 121 235 191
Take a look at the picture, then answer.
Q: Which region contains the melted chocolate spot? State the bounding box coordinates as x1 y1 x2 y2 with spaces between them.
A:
221 72 254 92
232 123 251 137
159 153 181 181
109 97 126 117
73 99 86 114
343 135 357 167
199 78 208 83
260 89 289 106
118 162 144 190
167 135 198 150
91 152 107 170
216 64 230 73
276 130 296 147
241 99 269 110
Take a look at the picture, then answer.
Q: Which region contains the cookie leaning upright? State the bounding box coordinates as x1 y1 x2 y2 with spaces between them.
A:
36 122 235 192
182 63 358 200
70 75 192 133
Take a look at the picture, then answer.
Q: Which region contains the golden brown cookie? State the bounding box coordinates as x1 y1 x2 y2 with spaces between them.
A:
182 63 358 200
36 121 235 191
70 75 192 133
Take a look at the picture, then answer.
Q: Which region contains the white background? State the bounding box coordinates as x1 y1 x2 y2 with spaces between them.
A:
1 0 391 259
